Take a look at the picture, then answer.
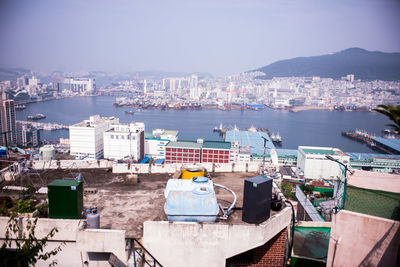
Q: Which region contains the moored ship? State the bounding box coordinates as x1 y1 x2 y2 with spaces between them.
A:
27 113 46 120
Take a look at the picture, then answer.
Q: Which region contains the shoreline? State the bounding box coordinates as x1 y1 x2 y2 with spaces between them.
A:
18 95 376 113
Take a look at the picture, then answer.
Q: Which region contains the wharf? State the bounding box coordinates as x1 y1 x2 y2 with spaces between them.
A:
17 120 69 131
342 130 398 155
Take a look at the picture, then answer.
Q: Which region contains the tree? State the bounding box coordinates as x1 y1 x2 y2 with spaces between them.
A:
0 213 64 267
281 182 296 199
373 104 400 135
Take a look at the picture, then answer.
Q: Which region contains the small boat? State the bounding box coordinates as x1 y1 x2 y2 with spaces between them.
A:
270 132 282 144
213 123 223 132
27 113 46 120
15 104 26 110
125 110 135 115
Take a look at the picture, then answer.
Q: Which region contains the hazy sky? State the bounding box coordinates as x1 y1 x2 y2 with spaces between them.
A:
0 0 399 75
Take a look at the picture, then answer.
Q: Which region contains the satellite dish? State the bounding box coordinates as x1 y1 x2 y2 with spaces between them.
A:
271 149 279 166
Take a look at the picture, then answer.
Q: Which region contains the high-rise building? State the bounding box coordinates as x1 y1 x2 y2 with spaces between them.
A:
189 74 199 100
58 78 96 94
69 115 119 159
17 123 40 147
103 122 145 161
0 93 17 147
169 79 176 96
143 80 147 95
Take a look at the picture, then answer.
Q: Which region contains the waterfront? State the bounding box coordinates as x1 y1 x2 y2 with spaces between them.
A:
16 96 391 153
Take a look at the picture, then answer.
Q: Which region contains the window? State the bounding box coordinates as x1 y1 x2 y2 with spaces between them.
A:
111 135 114 139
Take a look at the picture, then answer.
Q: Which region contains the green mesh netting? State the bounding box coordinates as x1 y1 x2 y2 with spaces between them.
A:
292 226 331 263
345 186 400 221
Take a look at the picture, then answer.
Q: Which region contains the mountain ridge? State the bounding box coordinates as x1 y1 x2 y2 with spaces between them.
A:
253 48 400 81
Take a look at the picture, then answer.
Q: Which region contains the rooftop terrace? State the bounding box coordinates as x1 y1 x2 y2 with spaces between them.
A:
1 169 282 238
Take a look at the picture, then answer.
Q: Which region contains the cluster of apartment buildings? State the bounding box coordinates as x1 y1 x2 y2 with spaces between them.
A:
0 75 96 103
69 115 238 164
69 115 362 181
0 93 40 148
104 71 400 111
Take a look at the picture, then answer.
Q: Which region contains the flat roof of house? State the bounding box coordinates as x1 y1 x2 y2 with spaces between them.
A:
9 169 284 238
203 141 231 150
166 141 202 149
162 130 179 136
225 130 275 154
145 132 154 139
373 137 400 153
72 117 117 128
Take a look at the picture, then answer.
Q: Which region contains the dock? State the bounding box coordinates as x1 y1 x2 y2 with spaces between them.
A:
17 120 69 131
341 129 399 154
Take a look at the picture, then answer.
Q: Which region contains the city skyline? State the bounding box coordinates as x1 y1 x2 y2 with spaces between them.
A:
0 0 399 75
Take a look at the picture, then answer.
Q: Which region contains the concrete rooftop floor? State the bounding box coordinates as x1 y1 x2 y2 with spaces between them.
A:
2 169 281 238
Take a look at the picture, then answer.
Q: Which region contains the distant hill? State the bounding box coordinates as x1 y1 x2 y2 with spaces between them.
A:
0 67 31 81
253 48 400 81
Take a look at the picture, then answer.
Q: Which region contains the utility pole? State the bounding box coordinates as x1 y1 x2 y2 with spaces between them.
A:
261 136 267 176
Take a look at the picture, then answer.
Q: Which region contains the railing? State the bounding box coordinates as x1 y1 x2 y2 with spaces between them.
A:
127 238 162 267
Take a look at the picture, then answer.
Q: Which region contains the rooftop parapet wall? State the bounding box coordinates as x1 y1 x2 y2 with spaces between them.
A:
143 207 291 267
113 162 262 174
327 210 400 267
0 217 127 266
30 160 114 170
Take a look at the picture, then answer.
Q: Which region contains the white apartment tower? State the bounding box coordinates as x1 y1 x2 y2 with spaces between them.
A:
103 122 145 161
69 115 119 159
189 74 199 100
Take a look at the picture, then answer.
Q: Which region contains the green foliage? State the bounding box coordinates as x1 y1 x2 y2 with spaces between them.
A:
0 213 64 267
0 197 13 216
37 201 49 217
300 184 315 195
281 182 296 199
373 104 400 135
14 199 36 213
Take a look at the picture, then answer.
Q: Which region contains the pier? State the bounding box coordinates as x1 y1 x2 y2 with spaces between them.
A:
17 120 69 131
341 129 398 154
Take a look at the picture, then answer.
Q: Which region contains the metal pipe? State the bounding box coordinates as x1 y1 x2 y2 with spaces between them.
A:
214 183 237 218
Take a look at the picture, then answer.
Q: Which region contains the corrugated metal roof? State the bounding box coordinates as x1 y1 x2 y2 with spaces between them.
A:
347 152 400 160
155 159 164 164
203 141 231 150
166 141 202 149
225 130 275 154
373 137 400 153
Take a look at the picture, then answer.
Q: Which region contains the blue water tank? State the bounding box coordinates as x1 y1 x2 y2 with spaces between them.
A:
164 186 219 222
0 148 7 157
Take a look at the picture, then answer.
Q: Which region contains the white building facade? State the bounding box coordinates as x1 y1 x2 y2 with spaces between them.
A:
144 129 178 160
69 115 118 160
60 78 96 94
103 122 145 161
297 146 350 180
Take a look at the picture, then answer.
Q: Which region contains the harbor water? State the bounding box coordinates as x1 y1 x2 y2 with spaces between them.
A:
16 96 391 153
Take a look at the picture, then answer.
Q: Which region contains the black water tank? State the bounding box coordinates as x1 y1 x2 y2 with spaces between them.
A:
242 176 272 224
